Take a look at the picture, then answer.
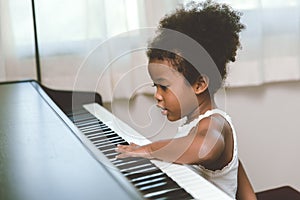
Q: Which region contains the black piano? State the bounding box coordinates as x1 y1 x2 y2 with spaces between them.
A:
0 80 232 200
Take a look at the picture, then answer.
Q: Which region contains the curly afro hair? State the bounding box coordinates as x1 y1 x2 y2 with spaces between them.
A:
147 0 245 93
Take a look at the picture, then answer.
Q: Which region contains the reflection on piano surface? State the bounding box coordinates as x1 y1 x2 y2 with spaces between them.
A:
0 80 232 200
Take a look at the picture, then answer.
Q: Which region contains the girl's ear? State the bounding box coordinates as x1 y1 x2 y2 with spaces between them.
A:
193 75 209 95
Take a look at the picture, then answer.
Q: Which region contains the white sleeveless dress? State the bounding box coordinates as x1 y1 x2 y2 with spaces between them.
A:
175 109 238 199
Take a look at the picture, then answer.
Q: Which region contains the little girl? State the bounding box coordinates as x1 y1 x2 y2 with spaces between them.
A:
116 1 255 199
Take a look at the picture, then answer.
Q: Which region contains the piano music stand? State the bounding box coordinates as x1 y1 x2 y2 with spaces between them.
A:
42 85 102 113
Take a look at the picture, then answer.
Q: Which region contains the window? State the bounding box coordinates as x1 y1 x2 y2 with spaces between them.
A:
9 0 140 57
183 0 300 86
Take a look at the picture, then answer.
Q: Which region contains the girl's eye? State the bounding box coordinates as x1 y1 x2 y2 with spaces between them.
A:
160 85 168 91
152 83 168 91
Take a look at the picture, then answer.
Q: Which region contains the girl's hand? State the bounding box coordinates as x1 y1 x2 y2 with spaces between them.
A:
115 143 153 159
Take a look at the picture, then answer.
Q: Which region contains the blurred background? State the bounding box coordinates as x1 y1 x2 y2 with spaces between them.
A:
1 0 300 193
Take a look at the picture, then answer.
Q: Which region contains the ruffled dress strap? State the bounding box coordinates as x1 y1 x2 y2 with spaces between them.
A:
174 109 238 199
176 109 230 138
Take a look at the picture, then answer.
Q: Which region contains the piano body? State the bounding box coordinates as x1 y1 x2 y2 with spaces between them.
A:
0 80 233 200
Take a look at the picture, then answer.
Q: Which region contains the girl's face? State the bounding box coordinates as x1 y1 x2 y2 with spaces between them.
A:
148 59 199 121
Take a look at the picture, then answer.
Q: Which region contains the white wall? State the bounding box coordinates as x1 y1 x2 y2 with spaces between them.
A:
104 80 300 193
226 81 300 192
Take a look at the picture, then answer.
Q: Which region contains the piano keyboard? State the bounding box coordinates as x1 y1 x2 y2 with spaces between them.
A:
67 103 233 200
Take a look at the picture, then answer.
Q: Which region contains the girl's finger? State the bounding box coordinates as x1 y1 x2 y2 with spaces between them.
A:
129 142 139 148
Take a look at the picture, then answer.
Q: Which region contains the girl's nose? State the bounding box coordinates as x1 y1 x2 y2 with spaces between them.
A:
154 90 163 102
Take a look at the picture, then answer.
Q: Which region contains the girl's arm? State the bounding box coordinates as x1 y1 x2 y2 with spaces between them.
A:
116 117 225 165
236 160 257 200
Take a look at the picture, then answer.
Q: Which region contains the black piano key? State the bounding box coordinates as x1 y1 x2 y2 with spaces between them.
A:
97 141 128 152
120 165 168 184
105 153 121 160
115 160 165 184
102 147 120 153
97 143 116 150
74 117 100 126
78 122 106 130
90 134 121 142
84 131 115 139
130 172 165 183
139 182 181 199
101 147 117 154
76 121 103 129
124 169 161 180
72 117 96 124
115 159 151 170
143 188 178 199
95 142 118 149
75 120 104 128
143 189 178 199
89 132 116 142
84 130 115 137
123 166 158 176
80 125 110 133
136 175 180 191
82 126 108 133
97 140 128 152
81 126 109 134
85 132 114 140
134 176 167 187
94 137 124 146
76 117 102 123
119 163 154 174
139 181 169 192
104 151 119 158
133 175 172 191
96 140 127 149
86 127 113 134
84 127 110 134
101 148 118 155
111 157 145 165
